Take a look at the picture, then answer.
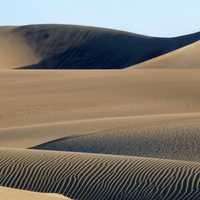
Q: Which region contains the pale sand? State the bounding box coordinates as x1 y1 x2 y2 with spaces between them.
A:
131 40 200 69
1 69 200 129
0 69 200 162
0 187 72 200
0 27 38 69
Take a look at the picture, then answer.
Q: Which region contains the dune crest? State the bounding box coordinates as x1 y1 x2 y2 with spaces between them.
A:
132 40 200 69
0 24 200 69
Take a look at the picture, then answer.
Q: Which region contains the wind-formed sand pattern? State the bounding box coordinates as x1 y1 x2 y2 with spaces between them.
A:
1 149 200 200
0 24 200 200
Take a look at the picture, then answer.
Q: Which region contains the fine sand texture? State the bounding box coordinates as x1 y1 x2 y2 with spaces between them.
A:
0 148 200 200
0 187 72 200
1 70 200 163
131 40 200 69
0 25 200 69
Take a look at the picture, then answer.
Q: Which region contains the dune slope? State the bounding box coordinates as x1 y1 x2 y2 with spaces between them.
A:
1 69 200 161
0 148 200 200
0 25 200 69
0 27 38 69
132 40 200 69
32 113 200 162
0 187 72 200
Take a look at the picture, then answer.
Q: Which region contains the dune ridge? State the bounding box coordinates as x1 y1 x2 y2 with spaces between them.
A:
0 148 200 200
0 24 200 69
131 40 200 69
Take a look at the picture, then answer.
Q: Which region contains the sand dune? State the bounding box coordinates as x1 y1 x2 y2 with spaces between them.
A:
0 113 200 161
32 113 200 162
0 27 38 69
131 40 200 69
1 69 200 162
0 25 200 69
0 149 200 200
1 24 200 199
0 187 72 200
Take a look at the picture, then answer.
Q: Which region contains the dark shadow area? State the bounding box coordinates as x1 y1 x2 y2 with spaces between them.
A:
14 25 200 69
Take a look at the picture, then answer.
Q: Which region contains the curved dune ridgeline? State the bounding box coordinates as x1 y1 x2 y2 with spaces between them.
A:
0 24 200 69
0 149 200 200
132 40 200 69
32 113 200 162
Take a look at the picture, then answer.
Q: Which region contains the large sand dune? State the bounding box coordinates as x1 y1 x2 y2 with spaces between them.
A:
131 40 200 69
0 148 200 200
0 25 200 69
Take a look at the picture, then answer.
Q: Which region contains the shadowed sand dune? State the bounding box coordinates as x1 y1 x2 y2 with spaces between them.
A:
32 113 200 162
0 148 200 200
0 113 200 161
131 40 200 69
0 187 72 200
0 24 200 69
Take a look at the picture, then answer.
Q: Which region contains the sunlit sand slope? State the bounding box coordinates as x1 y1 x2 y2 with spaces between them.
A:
0 187 72 200
1 69 200 161
0 27 38 69
1 70 200 129
0 149 200 200
132 40 200 68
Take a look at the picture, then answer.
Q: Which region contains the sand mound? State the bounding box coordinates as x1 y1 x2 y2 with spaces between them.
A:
131 40 200 69
0 148 200 200
0 187 72 200
32 113 200 162
0 25 200 69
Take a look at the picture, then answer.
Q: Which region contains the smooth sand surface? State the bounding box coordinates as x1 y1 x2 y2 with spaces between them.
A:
132 40 200 69
1 69 200 163
1 69 200 129
0 27 38 69
0 187 72 200
0 148 200 200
